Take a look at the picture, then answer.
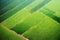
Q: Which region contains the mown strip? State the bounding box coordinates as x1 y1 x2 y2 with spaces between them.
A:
40 8 60 23
31 0 51 13
0 0 34 23
23 13 60 40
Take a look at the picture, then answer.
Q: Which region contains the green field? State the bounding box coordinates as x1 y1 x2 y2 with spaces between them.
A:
0 0 60 40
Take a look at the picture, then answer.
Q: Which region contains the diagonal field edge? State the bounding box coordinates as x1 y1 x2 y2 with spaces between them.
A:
11 13 45 34
0 0 14 12
30 0 60 23
30 0 51 13
1 0 42 29
0 0 35 23
40 8 60 23
0 0 25 15
0 23 24 40
0 0 14 10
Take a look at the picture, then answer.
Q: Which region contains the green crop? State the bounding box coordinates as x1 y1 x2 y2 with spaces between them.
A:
0 0 60 40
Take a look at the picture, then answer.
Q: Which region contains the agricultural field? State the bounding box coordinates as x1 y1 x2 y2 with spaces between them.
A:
0 0 60 40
